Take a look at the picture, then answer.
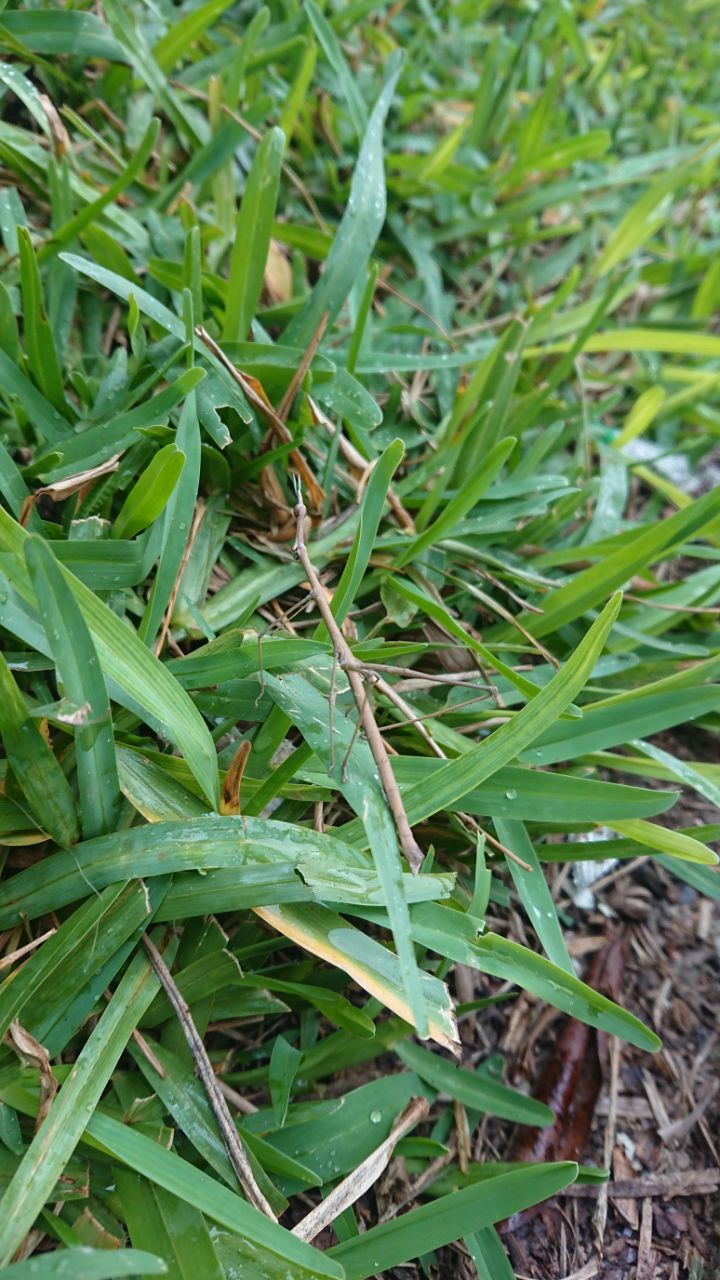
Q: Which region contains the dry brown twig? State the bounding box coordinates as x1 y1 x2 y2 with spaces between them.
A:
292 475 424 874
141 933 276 1220
0 929 56 972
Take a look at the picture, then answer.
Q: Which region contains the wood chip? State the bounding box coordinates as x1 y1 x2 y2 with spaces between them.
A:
697 897 713 942
558 1262 600 1280
593 1034 620 1252
636 1198 655 1280
658 1079 720 1142
564 1170 720 1199
611 1140 639 1229
642 1066 672 1130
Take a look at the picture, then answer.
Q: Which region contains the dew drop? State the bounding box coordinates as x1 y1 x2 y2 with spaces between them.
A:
369 1108 382 1123
504 788 517 800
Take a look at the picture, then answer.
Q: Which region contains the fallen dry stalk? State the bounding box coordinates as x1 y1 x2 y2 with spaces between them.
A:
141 934 276 1220
292 1097 430 1242
292 477 424 874
0 929 56 972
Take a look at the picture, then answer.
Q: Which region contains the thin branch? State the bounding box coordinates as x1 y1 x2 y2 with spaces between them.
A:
141 934 276 1220
447 805 533 872
343 660 446 760
374 690 493 731
480 826 532 872
341 677 373 785
343 662 496 690
328 646 339 771
217 1078 258 1117
625 593 720 615
292 477 424 873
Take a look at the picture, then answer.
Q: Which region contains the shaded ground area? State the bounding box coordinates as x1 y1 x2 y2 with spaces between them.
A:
491 867 719 1280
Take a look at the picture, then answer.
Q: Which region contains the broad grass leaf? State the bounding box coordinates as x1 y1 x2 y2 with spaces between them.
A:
410 904 660 1052
0 815 375 924
0 1249 168 1278
116 1172 224 1280
284 51 403 348
223 127 284 343
329 1162 578 1278
25 534 121 839
0 507 219 807
0 651 79 846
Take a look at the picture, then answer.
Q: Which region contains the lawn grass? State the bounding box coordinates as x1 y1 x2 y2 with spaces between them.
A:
0 1 719 1275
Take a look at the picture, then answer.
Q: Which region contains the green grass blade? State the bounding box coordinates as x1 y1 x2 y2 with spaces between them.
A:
17 226 67 415
392 593 622 825
306 0 368 138
0 933 177 1265
112 443 185 541
0 882 145 1042
264 666 432 1041
0 507 219 807
0 1250 168 1278
611 819 717 866
394 436 515 568
0 650 79 846
117 1171 225 1280
0 814 379 925
494 818 574 973
25 534 121 838
222 127 284 343
285 51 403 348
38 119 160 263
466 1226 515 1280
410 904 660 1051
329 1162 578 1278
396 1041 552 1126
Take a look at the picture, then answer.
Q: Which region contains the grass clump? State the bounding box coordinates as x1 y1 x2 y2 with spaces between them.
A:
0 2 719 1276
